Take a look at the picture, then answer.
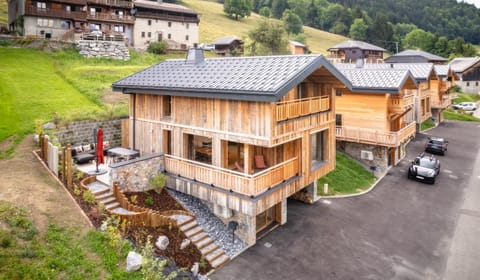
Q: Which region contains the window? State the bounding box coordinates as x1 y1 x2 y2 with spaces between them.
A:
335 90 342 96
37 18 53 27
311 130 328 168
148 19 151 26
158 33 162 41
476 82 479 86
141 31 145 38
117 10 124 19
89 23 100 31
37 2 46 9
297 82 307 99
147 32 151 38
65 5 70 12
168 22 172 27
162 95 171 117
186 23 189 29
185 35 189 41
467 82 470 86
90 7 96 15
60 20 70 29
335 114 342 126
167 33 171 39
114 25 124 32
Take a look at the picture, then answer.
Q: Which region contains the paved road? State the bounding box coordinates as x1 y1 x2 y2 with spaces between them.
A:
211 121 480 280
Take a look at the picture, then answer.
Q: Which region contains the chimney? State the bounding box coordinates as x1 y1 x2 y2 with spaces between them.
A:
390 63 394 68
185 43 205 65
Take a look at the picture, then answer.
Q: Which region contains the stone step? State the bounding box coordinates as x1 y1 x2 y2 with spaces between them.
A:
195 236 213 250
179 220 198 232
189 232 209 244
184 226 203 238
110 207 135 215
98 196 116 205
200 242 219 256
104 201 120 210
91 187 110 196
210 253 230 268
95 191 114 200
177 216 195 227
206 248 225 263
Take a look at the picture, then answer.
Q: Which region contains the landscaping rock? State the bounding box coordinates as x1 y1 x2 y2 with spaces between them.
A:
191 262 199 276
126 251 142 272
155 235 169 250
42 122 56 130
180 238 191 250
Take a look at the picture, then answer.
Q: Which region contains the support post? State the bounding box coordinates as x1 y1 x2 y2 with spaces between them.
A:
66 144 73 189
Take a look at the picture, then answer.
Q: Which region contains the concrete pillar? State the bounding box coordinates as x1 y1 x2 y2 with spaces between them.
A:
279 198 287 225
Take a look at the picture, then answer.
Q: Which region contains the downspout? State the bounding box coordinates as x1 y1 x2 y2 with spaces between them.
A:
132 93 136 150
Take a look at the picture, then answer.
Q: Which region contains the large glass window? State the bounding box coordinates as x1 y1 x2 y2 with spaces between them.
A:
311 130 328 168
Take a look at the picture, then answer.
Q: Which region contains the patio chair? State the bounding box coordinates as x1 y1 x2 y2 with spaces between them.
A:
254 154 268 169
235 161 253 174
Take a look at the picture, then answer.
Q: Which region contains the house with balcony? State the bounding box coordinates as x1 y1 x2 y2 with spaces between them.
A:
333 67 418 176
327 40 386 63
8 0 88 39
132 0 199 50
449 57 480 94
112 49 351 245
430 65 456 123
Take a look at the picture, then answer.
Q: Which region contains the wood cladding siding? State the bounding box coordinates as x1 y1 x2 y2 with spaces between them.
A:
336 92 389 131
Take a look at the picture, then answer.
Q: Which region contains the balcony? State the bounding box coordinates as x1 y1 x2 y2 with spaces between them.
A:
87 0 132 8
164 155 299 197
335 122 416 147
420 89 435 99
389 94 414 114
25 6 86 21
52 0 86 5
87 12 134 23
275 95 330 122
136 11 199 23
431 98 452 109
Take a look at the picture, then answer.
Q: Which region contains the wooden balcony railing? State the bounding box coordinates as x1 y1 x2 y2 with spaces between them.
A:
164 155 299 197
87 0 132 8
87 12 134 23
275 96 329 122
25 6 86 21
431 98 452 109
420 89 435 98
335 122 416 147
136 11 199 23
389 94 414 113
52 0 86 5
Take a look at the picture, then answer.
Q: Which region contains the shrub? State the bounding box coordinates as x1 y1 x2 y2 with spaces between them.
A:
147 41 169 55
130 195 138 204
0 231 15 248
145 196 154 207
150 173 166 193
83 190 97 206
73 184 82 196
199 255 207 270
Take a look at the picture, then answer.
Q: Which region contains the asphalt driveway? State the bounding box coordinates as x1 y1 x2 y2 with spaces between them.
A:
211 121 480 280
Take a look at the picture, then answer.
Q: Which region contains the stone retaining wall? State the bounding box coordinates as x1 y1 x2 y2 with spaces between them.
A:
55 119 123 147
76 40 130 60
336 141 388 177
109 153 165 192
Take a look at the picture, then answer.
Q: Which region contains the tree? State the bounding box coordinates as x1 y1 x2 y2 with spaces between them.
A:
368 12 393 50
305 0 320 28
272 0 288 19
349 18 368 41
224 0 253 20
248 20 289 55
403 28 435 52
282 9 303 36
259 6 271 18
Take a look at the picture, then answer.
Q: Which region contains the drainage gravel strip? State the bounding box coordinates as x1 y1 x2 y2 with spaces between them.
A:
168 190 247 257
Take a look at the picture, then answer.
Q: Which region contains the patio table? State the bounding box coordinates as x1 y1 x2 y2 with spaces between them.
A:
108 147 140 163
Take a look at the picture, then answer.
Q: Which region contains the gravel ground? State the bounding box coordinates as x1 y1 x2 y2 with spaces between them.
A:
168 190 248 257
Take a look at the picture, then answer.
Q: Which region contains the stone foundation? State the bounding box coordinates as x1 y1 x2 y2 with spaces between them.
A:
337 141 388 177
76 40 130 60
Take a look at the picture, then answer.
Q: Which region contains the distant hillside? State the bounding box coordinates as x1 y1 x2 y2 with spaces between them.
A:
181 0 348 54
0 0 7 24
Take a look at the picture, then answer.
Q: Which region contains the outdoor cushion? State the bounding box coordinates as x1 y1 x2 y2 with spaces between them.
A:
82 144 92 152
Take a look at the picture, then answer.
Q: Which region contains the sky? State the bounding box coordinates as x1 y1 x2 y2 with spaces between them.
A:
457 0 480 8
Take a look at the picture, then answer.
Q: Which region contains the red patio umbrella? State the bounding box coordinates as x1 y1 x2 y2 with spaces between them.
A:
96 127 105 165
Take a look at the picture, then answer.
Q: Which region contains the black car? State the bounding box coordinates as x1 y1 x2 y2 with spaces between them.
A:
407 153 441 184
425 136 448 155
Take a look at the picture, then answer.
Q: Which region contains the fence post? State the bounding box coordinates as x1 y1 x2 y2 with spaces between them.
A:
43 136 49 162
66 144 73 189
323 183 329 194
61 146 66 183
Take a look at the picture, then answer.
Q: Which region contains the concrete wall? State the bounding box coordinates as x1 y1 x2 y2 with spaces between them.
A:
457 80 480 94
23 16 71 39
76 40 130 60
55 119 123 147
109 153 165 192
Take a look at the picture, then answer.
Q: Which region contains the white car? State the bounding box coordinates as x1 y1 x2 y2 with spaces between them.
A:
452 102 477 111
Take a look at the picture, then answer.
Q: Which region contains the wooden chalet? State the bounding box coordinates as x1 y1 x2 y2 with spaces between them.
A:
333 67 418 176
385 50 448 64
327 40 386 63
289 40 307 55
212 36 244 56
112 49 351 245
431 65 456 123
449 57 480 94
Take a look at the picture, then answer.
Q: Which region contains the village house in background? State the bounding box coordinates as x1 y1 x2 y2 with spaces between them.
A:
327 40 386 63
449 57 480 94
385 49 448 64
289 40 307 54
7 0 199 50
112 48 351 245
211 35 244 56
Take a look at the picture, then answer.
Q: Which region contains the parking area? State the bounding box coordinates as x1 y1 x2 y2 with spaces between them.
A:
211 121 480 280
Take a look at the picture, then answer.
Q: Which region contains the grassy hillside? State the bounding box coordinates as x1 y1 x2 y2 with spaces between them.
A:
181 0 348 54
0 0 6 24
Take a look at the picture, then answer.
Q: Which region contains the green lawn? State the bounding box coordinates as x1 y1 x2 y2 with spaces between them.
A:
444 93 480 122
0 48 100 157
181 0 348 54
317 152 376 195
420 119 436 131
0 0 6 24
451 92 480 104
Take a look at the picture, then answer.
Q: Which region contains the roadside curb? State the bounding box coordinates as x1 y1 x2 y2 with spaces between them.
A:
32 150 94 228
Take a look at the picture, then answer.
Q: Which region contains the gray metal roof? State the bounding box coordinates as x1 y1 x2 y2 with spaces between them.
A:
327 40 386 52
335 62 435 81
433 65 451 78
338 68 415 93
385 49 447 63
212 36 242 46
134 0 198 15
449 57 480 73
112 54 351 102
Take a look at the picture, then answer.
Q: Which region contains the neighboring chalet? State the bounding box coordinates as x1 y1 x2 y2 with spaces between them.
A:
112 49 351 245
449 57 480 94
327 40 386 63
212 36 244 56
334 68 418 176
431 64 456 123
385 49 448 64
132 0 199 50
289 40 307 54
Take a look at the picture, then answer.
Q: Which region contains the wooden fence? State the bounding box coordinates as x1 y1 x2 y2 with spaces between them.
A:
39 134 73 188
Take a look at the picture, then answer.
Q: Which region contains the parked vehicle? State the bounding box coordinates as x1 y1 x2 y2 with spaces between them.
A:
425 136 448 155
452 102 477 111
407 153 440 184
